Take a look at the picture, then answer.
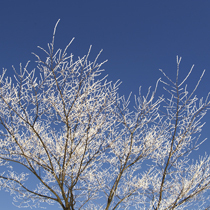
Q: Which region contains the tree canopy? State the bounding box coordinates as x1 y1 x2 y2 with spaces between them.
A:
0 21 210 210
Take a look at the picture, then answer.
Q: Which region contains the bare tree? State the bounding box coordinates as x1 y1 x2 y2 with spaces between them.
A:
0 21 210 210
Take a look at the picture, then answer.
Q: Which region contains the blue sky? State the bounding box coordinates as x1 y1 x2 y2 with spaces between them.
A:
0 1 210 209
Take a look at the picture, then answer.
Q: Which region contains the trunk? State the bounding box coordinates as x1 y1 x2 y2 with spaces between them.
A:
63 207 72 210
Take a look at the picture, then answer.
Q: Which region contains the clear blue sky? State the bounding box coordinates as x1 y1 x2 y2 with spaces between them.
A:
0 1 210 209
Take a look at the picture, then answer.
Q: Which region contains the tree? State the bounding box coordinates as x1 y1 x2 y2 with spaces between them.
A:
0 21 210 210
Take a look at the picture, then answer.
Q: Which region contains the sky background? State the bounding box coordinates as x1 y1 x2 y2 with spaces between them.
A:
0 1 210 209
